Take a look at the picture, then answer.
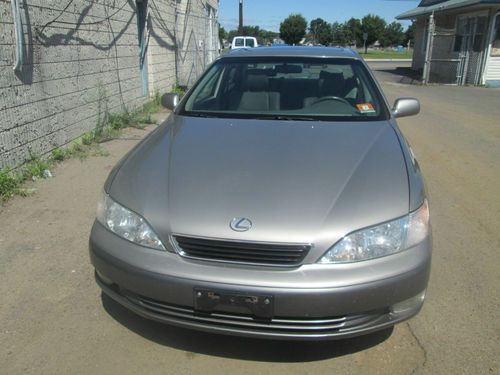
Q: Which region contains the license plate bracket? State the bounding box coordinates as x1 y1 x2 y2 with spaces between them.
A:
194 288 274 320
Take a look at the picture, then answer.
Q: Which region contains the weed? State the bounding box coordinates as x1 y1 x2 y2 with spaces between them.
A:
82 132 94 145
1 89 166 203
172 84 186 97
0 169 20 201
51 148 66 161
22 154 50 180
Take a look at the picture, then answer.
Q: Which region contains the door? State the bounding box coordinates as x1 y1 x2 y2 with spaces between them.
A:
455 15 488 85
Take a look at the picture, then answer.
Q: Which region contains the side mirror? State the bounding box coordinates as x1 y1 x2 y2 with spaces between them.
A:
161 93 180 110
392 98 420 118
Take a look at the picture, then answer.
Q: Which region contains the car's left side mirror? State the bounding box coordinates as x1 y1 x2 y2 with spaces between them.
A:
392 98 420 118
161 93 180 111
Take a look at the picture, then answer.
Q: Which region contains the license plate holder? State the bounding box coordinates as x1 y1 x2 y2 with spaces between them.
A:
194 288 274 320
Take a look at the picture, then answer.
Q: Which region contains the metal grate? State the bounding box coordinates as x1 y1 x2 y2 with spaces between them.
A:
173 235 310 266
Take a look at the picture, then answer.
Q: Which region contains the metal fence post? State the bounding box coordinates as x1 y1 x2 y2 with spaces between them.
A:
423 12 435 84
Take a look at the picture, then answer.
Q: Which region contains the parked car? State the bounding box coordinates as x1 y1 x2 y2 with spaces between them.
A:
90 47 431 340
231 36 258 49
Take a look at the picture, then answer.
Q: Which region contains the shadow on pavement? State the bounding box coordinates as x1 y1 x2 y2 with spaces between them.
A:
377 67 423 85
101 293 393 362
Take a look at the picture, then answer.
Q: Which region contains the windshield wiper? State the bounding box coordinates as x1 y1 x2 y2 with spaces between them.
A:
257 115 316 121
184 112 218 118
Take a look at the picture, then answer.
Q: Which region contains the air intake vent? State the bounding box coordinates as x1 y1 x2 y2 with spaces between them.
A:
173 235 310 266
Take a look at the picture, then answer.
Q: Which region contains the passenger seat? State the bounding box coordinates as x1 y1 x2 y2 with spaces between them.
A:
236 73 280 111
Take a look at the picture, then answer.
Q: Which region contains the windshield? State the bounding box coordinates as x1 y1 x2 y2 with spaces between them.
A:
180 57 389 121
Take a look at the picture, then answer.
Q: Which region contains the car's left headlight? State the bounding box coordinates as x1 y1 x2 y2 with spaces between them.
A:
319 200 429 264
96 193 166 251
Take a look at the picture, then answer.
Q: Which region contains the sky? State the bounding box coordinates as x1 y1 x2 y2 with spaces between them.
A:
218 0 420 32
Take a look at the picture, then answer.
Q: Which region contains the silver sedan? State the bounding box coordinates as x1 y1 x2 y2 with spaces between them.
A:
89 47 431 340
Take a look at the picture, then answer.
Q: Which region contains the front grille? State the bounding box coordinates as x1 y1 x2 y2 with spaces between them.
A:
125 292 384 336
173 235 310 266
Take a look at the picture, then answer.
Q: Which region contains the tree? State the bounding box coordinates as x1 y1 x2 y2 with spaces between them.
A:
309 18 333 45
280 14 307 45
346 18 363 47
332 21 356 46
361 14 387 52
219 26 227 44
380 22 405 47
405 22 416 47
258 29 279 45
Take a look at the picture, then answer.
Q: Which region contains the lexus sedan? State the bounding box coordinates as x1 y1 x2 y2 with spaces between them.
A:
90 47 431 340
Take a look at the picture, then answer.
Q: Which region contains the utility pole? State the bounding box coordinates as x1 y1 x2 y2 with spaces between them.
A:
239 0 243 34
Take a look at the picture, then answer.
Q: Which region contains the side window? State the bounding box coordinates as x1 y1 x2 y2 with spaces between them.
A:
192 67 222 106
234 38 244 47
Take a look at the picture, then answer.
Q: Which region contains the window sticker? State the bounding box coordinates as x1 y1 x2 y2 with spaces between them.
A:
356 103 376 113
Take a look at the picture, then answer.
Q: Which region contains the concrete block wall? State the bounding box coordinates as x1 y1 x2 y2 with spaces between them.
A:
175 0 219 87
0 0 219 170
145 0 176 95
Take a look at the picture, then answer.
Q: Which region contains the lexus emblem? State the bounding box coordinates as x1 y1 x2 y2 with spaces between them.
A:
230 217 252 232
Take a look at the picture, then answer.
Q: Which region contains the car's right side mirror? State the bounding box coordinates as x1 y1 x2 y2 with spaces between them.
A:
161 93 180 111
392 98 420 118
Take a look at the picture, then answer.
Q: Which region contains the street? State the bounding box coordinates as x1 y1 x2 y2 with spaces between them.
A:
1 63 499 374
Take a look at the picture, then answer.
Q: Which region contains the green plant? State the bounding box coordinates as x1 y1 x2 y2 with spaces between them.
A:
82 132 94 145
0 169 20 201
51 148 66 161
172 84 186 97
22 153 50 180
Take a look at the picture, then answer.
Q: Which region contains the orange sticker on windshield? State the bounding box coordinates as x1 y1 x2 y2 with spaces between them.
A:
356 103 376 113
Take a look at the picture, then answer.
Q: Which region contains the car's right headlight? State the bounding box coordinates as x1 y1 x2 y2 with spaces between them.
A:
318 200 429 264
96 193 166 251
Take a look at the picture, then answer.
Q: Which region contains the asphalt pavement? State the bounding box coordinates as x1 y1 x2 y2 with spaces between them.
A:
0 63 499 374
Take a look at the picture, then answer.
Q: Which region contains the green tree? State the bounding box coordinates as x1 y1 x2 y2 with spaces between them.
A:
405 22 416 47
309 18 333 45
380 22 405 47
361 14 387 52
219 26 227 44
346 18 363 47
332 21 355 46
280 14 307 45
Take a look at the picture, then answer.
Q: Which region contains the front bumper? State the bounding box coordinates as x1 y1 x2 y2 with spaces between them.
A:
90 221 431 340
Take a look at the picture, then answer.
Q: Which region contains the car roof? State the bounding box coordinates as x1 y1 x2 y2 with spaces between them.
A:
224 46 361 59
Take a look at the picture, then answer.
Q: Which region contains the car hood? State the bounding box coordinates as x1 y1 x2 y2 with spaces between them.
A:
109 115 409 251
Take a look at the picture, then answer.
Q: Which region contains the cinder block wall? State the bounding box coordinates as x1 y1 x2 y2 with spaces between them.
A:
0 0 218 170
176 0 219 87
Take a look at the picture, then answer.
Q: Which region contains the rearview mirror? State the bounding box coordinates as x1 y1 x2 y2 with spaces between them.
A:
161 93 180 110
392 98 420 118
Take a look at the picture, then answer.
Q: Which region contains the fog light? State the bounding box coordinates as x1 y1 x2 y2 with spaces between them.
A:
391 290 426 316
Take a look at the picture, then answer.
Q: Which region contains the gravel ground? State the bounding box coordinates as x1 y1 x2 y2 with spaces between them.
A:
1 66 499 374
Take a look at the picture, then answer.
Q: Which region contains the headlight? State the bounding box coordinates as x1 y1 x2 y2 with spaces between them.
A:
96 193 166 250
319 200 429 264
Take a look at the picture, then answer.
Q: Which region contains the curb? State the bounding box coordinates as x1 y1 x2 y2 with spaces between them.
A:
364 59 413 62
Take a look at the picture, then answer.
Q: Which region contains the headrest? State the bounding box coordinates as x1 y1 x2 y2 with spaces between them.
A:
245 74 269 92
319 71 345 95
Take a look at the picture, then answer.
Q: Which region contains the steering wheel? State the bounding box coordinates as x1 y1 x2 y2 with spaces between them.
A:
311 96 351 106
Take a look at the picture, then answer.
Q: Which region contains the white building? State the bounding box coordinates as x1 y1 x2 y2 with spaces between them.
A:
397 0 500 86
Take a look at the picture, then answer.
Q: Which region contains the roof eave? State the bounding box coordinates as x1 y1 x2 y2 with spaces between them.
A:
397 0 500 19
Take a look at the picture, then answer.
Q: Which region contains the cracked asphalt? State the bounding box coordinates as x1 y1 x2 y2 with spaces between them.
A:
0 63 499 374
